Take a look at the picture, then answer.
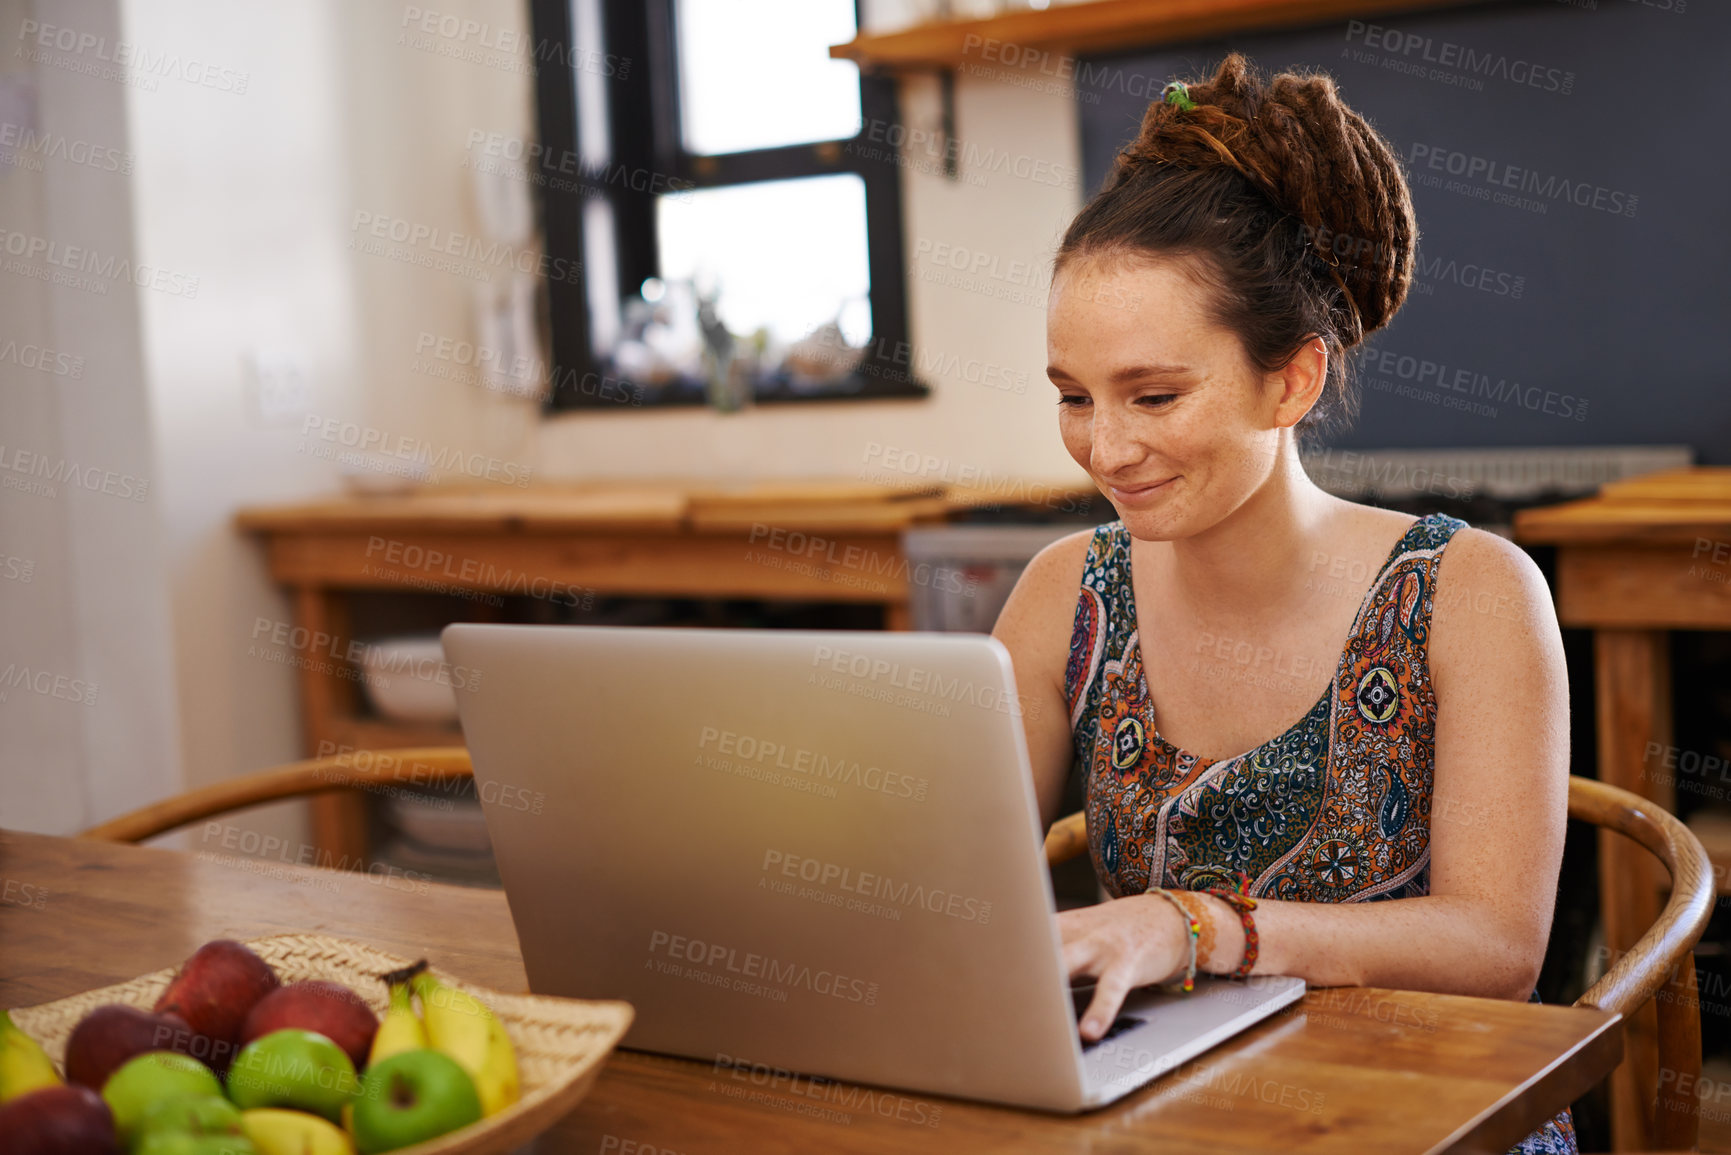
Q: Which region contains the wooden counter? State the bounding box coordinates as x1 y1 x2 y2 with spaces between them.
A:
236 479 1097 862
1514 465 1731 1151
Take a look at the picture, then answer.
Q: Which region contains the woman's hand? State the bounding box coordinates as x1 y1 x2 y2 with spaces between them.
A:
1058 894 1190 1041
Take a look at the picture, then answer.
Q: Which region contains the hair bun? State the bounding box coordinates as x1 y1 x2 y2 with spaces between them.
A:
1117 53 1416 342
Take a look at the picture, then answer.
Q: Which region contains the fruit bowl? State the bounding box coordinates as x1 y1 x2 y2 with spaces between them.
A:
6 933 633 1155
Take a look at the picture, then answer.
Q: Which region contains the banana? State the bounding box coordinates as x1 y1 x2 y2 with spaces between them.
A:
370 964 429 1067
410 970 519 1116
0 1010 61 1103
242 1107 355 1155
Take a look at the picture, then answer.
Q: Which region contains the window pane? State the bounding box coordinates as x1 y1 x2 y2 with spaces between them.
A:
656 174 869 348
675 0 861 156
582 197 621 356
571 0 610 168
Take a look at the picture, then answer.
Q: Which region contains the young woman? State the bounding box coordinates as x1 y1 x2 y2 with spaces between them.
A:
991 54 1574 1153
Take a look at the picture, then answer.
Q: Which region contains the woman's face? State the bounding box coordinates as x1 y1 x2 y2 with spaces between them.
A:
1046 254 1316 541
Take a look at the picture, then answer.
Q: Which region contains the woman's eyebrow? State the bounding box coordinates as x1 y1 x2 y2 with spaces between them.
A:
1109 363 1194 382
1046 363 1195 382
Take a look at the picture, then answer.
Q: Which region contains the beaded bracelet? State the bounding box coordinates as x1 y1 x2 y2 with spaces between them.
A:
1145 886 1200 993
1200 872 1259 979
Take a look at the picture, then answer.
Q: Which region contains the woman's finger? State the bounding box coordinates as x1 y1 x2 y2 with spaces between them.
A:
1079 964 1135 1042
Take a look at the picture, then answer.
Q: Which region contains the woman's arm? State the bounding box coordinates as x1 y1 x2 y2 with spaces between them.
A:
1065 528 1572 1039
991 530 1095 830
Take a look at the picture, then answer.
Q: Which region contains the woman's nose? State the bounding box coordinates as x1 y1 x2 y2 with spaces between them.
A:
1088 409 1147 475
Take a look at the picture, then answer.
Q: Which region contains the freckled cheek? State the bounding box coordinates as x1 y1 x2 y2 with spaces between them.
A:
1138 410 1210 472
1057 414 1092 467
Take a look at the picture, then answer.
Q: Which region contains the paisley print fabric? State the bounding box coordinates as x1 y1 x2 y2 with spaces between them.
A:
1064 513 1577 1155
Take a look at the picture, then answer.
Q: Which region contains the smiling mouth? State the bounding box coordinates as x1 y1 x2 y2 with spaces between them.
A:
1105 477 1175 500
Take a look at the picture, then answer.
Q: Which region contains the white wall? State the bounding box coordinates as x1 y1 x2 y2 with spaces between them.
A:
116 0 544 854
116 0 374 849
0 0 1090 842
337 0 541 480
0 0 181 834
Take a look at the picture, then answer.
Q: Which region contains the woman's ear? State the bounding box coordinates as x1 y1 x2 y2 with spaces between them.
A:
1270 336 1328 429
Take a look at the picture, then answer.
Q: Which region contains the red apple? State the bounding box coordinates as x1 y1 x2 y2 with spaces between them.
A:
64 1004 196 1089
0 1083 120 1154
152 939 279 1073
239 980 378 1071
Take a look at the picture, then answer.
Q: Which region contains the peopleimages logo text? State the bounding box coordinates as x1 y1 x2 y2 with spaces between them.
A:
0 227 200 297
299 415 533 486
1362 348 1588 421
760 849 993 924
697 726 929 802
648 931 878 1005
810 644 1030 717
1406 143 1637 218
1344 21 1574 94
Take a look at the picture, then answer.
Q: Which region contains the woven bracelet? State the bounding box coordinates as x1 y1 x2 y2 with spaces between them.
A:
1145 886 1200 993
1201 884 1260 979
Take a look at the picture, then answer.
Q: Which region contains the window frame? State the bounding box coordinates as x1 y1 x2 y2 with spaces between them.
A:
528 0 929 411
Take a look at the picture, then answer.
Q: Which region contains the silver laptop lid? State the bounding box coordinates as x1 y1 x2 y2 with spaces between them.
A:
444 624 1087 1110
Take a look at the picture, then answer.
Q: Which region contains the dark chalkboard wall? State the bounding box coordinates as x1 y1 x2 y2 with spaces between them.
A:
1075 0 1728 461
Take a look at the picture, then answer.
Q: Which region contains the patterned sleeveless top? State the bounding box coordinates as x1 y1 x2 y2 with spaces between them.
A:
1063 513 1578 1155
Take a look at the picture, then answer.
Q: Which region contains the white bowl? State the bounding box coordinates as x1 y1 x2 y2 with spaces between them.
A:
358 635 460 722
384 792 493 854
340 460 433 496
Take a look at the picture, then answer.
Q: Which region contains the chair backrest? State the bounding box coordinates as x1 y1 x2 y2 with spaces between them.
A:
1566 776 1714 1150
1041 775 1716 1149
78 747 474 844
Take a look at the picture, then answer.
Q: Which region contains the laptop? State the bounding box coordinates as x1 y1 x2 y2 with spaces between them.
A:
442 623 1305 1112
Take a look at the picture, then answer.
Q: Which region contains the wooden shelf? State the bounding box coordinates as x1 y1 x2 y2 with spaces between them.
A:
831 0 1495 71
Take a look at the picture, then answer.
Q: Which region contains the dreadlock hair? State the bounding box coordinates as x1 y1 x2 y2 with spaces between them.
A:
1055 53 1418 438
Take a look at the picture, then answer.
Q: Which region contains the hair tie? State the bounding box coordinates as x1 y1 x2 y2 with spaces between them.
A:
1162 81 1197 112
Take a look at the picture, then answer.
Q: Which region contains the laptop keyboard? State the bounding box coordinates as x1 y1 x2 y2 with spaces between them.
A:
1080 1014 1145 1052
1070 983 1147 1051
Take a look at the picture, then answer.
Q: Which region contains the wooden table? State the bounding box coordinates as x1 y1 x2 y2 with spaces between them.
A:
0 830 1622 1153
235 479 1095 861
1514 465 1731 1151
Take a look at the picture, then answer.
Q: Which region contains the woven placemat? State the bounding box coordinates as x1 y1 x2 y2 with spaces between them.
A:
10 933 633 1155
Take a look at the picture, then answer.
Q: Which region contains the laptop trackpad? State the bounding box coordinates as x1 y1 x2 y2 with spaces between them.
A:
1072 976 1306 1096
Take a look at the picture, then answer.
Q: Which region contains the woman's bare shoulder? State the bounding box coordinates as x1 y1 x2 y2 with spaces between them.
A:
990 529 1093 716
1430 525 1554 631
992 527 1099 682
1017 527 1099 604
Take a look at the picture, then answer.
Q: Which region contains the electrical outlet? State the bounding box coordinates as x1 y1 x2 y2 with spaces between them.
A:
246 347 312 426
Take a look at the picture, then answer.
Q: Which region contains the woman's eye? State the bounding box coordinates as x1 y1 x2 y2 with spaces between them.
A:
1140 394 1177 407
1056 395 1089 408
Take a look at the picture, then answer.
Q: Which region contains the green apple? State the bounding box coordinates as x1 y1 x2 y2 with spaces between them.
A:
349 1050 482 1154
135 1133 258 1155
101 1052 223 1142
226 1029 358 1123
137 1092 246 1137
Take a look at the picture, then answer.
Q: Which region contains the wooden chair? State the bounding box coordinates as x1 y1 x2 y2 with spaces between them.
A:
1042 775 1716 1151
78 747 474 844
